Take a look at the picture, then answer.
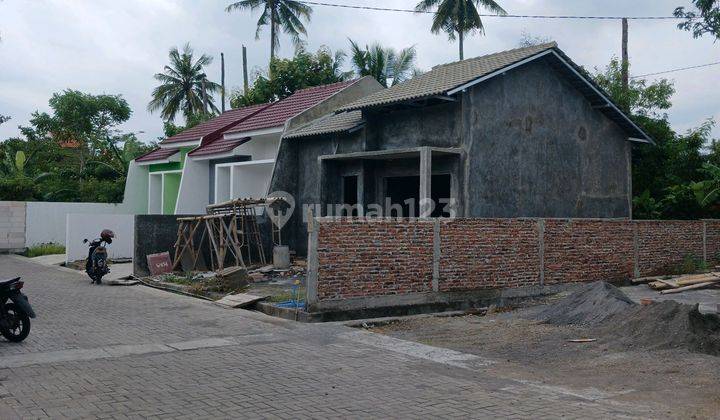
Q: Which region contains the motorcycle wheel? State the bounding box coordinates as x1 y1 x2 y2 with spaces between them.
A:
0 303 31 343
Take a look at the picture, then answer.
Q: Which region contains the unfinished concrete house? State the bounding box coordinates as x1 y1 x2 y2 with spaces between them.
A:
270 42 654 254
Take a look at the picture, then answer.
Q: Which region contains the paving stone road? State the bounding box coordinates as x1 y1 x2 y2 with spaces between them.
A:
0 255 654 419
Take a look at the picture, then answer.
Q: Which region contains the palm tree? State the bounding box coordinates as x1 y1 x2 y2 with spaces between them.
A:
349 40 417 87
226 0 313 61
148 43 221 123
415 0 507 60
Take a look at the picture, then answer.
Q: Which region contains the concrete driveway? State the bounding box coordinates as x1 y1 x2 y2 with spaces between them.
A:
0 255 654 419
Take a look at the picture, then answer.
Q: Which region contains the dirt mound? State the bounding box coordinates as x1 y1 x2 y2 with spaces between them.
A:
596 300 720 355
536 282 636 326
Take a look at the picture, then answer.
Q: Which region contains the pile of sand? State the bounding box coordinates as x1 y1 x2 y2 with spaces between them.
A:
536 281 636 326
536 281 720 355
596 300 720 356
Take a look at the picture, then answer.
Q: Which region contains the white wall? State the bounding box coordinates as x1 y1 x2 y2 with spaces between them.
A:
25 201 128 247
121 161 149 214
0 201 27 250
175 158 209 214
65 214 135 263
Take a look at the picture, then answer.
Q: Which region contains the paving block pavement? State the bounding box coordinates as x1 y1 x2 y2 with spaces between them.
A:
0 255 659 418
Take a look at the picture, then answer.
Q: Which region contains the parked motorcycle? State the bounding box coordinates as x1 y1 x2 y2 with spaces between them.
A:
0 277 36 342
84 229 115 284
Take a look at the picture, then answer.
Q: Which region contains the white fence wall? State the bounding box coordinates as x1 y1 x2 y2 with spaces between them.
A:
65 214 135 263
0 202 27 251
25 202 128 247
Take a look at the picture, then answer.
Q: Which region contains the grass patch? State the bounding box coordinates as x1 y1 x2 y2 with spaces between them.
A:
267 287 306 303
159 273 195 285
24 243 66 258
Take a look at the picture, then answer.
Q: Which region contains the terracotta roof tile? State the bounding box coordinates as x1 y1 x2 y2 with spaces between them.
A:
160 103 270 145
135 147 180 163
224 79 358 135
188 137 250 157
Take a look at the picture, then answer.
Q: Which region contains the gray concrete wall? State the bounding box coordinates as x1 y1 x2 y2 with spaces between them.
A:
365 102 462 150
461 59 631 218
133 215 186 276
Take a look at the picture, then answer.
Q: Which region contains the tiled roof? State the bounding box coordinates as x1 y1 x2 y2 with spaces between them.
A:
135 147 180 163
160 103 270 145
338 43 557 111
188 137 250 157
224 79 359 135
284 111 364 139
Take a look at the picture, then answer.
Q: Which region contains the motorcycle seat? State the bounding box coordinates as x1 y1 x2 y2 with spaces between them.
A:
0 277 21 287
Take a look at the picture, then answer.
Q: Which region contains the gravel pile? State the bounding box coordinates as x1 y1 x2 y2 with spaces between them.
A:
596 300 720 355
536 281 636 326
536 281 720 355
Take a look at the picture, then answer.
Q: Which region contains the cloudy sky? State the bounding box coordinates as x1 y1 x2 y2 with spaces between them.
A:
1 0 719 143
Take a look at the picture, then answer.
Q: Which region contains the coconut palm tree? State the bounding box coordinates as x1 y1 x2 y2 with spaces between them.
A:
226 0 313 61
415 0 507 60
148 43 221 123
349 40 417 87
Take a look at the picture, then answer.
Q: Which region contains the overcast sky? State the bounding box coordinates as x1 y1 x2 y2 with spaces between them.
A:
1 0 719 143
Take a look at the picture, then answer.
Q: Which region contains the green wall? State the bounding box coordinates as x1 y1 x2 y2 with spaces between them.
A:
148 147 193 214
162 173 181 214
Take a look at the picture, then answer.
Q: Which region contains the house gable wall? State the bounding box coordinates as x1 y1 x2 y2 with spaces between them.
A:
461 58 631 218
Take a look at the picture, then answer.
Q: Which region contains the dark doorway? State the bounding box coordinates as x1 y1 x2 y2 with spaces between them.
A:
384 174 452 217
342 175 359 216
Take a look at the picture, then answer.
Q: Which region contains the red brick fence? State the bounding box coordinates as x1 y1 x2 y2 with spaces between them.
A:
305 218 720 311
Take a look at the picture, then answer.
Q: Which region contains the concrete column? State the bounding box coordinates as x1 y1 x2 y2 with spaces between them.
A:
419 147 432 218
537 219 545 286
432 219 440 292
306 207 319 308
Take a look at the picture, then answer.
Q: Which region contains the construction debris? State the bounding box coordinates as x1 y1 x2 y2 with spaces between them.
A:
215 293 269 309
643 272 720 293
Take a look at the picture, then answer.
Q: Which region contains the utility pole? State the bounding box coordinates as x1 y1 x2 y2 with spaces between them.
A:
242 45 249 93
202 79 208 115
221 52 226 113
621 18 629 93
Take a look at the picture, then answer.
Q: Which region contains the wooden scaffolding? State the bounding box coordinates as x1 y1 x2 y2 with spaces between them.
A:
172 197 285 273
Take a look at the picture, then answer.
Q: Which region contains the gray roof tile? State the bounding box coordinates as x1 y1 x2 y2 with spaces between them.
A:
338 42 557 111
284 111 364 139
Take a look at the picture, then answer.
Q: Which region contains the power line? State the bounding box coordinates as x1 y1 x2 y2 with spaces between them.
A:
631 61 720 78
297 1 681 20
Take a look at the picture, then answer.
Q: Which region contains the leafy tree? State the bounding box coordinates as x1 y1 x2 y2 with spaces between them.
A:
148 43 221 122
592 58 719 220
226 0 312 60
230 46 350 107
415 0 507 60
348 40 417 87
674 0 720 40
593 57 675 116
29 90 132 179
0 115 9 125
1 90 153 203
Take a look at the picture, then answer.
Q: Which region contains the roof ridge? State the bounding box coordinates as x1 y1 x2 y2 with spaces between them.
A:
432 41 558 70
291 78 358 95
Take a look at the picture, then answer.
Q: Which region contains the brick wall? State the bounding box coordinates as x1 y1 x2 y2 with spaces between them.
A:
316 219 434 300
636 221 704 276
0 202 26 251
310 218 720 303
705 220 720 266
543 219 634 284
440 219 540 291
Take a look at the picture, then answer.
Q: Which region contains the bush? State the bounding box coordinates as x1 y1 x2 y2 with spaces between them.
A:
24 243 66 257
